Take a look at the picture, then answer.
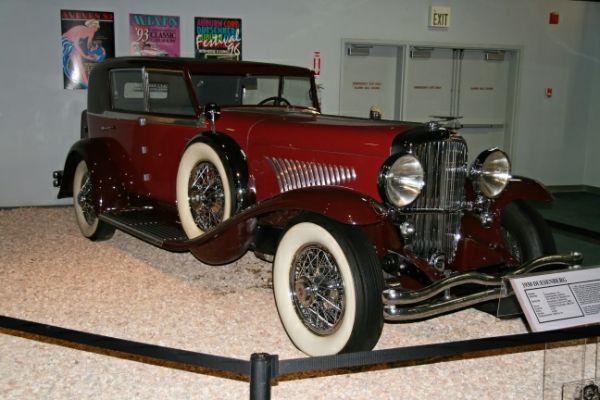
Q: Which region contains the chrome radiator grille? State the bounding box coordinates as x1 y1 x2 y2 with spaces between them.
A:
404 138 468 264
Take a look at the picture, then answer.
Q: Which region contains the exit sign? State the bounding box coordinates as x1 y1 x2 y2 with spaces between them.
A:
430 6 451 28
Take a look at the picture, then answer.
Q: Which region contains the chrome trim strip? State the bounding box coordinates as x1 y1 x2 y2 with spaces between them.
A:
88 111 205 128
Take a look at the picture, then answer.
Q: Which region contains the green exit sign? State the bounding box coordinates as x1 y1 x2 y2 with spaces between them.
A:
430 6 451 28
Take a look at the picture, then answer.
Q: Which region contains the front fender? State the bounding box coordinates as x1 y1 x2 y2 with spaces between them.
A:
179 187 390 264
264 186 388 225
494 176 553 209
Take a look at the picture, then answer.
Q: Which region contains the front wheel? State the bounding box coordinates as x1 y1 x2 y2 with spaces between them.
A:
273 215 384 356
501 201 556 262
72 160 115 241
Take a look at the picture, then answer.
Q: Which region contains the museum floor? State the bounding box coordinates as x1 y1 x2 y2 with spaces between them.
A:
1 192 599 399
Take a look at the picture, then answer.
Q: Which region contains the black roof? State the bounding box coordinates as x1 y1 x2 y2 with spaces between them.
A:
94 56 314 76
88 56 314 114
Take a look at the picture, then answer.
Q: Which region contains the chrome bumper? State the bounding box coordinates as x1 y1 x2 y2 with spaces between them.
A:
383 253 583 321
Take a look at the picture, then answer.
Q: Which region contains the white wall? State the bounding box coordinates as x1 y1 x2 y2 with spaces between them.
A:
582 7 600 188
0 0 598 207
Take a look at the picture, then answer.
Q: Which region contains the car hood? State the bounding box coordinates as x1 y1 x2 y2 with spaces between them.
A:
221 108 422 158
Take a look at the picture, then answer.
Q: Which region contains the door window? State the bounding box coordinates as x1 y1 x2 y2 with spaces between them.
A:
110 69 145 113
147 71 195 116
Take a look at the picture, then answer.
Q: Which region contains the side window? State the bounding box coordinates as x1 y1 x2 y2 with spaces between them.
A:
244 76 279 104
192 75 242 106
110 69 145 112
147 71 195 116
282 77 313 108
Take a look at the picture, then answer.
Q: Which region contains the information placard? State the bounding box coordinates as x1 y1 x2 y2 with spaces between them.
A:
510 267 600 332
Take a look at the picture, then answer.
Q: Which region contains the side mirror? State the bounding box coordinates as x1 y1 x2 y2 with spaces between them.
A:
203 103 221 132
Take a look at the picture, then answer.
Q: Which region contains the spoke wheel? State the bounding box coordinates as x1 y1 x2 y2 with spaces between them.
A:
501 201 556 262
273 215 383 356
188 161 225 231
291 245 345 336
176 142 234 238
72 160 114 241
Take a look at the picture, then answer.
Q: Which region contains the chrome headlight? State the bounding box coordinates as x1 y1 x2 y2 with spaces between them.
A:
379 154 425 207
470 149 511 198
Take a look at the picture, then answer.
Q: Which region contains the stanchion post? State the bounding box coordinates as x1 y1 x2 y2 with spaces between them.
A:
250 352 276 400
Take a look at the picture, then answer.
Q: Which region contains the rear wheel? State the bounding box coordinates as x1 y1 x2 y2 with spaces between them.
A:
273 215 384 356
72 160 115 241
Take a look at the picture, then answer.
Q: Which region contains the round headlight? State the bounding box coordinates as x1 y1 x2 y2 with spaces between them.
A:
380 154 425 207
470 149 511 198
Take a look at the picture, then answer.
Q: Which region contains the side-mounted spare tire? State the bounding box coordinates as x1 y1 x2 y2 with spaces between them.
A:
176 142 235 238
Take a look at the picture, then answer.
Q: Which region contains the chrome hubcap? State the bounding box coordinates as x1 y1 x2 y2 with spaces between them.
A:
188 161 225 231
290 245 345 335
502 228 523 262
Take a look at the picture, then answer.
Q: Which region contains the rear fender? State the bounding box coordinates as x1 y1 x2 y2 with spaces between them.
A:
57 139 127 213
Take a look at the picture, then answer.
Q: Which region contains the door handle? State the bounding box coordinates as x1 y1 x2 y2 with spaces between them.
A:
100 125 115 131
138 117 147 127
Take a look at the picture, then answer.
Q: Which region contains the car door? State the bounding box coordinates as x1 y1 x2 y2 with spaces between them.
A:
106 68 147 196
138 68 202 205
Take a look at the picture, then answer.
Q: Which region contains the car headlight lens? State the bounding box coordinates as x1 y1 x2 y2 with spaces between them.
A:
470 149 511 198
380 154 425 207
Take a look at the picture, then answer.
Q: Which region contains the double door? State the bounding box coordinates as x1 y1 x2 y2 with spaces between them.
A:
340 43 518 161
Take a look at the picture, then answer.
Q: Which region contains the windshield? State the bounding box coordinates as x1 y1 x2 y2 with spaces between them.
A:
191 74 316 109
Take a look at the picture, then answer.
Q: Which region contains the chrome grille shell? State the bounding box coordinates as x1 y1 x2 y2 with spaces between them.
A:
403 137 468 264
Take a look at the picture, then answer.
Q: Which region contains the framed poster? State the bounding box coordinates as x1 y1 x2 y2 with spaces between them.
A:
129 14 180 57
194 17 242 60
60 9 114 90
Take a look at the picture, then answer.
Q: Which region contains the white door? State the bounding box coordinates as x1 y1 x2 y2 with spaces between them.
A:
402 47 454 122
458 49 512 161
340 44 400 120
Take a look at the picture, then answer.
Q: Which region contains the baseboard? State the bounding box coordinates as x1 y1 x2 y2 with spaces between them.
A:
546 185 600 195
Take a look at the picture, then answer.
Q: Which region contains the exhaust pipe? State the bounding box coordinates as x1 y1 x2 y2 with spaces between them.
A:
383 253 583 321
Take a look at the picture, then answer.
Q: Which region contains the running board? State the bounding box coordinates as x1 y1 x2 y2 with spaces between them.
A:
100 210 188 249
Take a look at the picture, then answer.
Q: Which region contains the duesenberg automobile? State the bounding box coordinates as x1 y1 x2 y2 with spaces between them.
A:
53 57 580 356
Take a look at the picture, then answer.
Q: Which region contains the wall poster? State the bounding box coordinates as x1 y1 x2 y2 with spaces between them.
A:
60 9 114 90
194 17 242 60
129 14 180 57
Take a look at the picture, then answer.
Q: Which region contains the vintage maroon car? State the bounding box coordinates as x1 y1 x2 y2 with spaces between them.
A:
53 57 580 356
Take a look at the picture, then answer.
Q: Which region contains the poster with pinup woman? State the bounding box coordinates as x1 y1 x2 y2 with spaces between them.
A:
61 10 114 90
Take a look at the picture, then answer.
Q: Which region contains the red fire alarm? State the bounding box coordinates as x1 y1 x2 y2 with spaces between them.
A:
549 12 559 24
546 88 553 98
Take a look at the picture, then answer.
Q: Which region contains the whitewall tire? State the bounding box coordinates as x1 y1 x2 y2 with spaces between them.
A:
72 160 114 241
273 216 383 356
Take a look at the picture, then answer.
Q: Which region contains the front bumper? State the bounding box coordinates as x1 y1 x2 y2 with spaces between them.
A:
383 253 583 321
